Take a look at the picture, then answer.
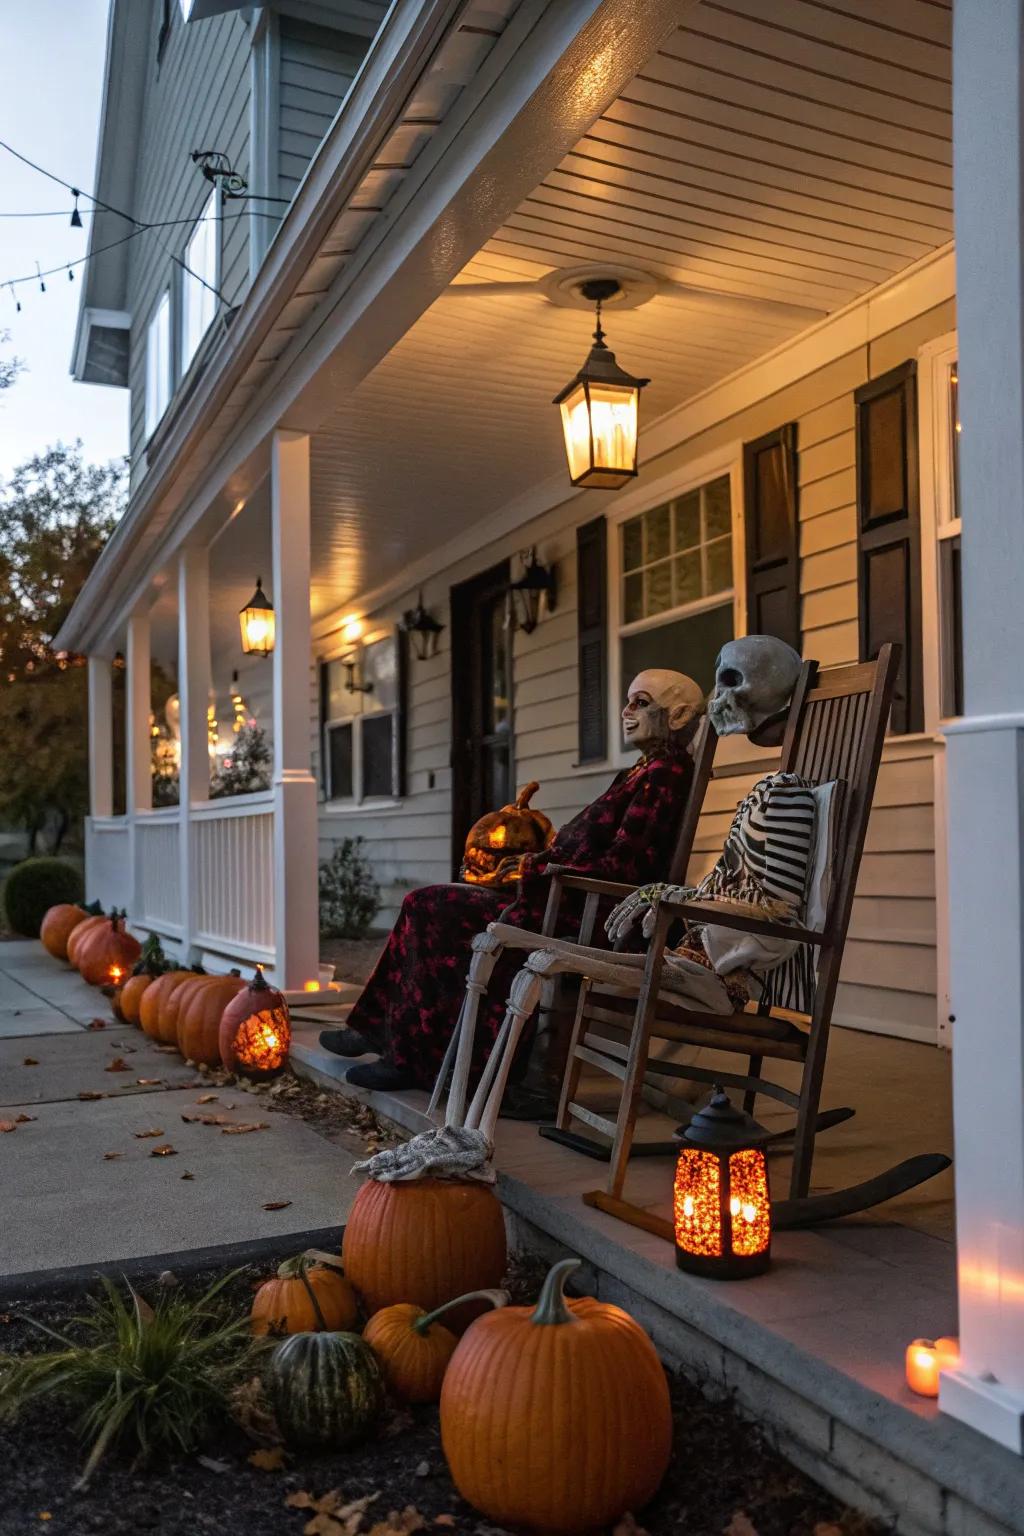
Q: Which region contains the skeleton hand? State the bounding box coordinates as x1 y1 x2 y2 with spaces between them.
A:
638 883 691 938
605 884 666 944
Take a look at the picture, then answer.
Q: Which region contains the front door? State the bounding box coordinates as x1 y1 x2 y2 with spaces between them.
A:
450 559 512 875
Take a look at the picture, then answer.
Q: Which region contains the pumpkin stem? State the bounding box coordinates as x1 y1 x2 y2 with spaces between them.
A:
530 1258 580 1326
413 1288 508 1335
250 966 271 993
514 781 540 810
294 1259 330 1334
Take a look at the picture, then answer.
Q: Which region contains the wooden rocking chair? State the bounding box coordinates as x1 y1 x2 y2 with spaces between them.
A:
428 714 719 1126
546 644 905 1211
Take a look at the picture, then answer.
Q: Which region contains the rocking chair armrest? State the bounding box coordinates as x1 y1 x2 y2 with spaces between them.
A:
657 897 831 948
544 866 640 900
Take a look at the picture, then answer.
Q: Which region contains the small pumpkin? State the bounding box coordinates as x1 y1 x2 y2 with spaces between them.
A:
117 935 172 1026
177 971 245 1066
251 1252 358 1337
219 969 290 1079
363 1288 506 1404
78 914 142 987
40 903 88 961
161 972 220 1055
342 1177 507 1333
266 1330 385 1450
67 912 108 970
461 781 555 887
138 969 196 1041
440 1258 672 1534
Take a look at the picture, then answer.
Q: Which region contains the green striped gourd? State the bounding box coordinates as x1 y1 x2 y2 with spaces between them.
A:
266 1331 385 1449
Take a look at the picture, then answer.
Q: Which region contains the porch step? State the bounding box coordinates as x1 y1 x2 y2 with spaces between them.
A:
289 1036 1024 1536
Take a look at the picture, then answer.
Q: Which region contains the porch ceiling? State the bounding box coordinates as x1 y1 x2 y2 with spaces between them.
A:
305 0 952 619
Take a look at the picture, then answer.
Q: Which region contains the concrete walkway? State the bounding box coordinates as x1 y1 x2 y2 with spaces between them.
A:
0 943 364 1279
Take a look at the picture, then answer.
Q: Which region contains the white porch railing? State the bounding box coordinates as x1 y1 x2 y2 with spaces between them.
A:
190 793 275 964
135 808 184 939
84 817 132 912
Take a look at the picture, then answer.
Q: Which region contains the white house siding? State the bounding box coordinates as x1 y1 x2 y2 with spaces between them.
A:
277 19 368 204
314 295 956 1045
126 8 254 473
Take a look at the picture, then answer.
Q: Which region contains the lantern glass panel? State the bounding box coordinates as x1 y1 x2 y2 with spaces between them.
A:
240 604 275 656
559 381 593 483
728 1147 771 1258
589 381 639 475
673 1147 723 1259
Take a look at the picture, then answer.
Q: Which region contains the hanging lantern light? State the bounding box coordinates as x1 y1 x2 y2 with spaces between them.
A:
507 549 557 635
239 576 275 657
400 591 445 661
553 278 649 490
673 1086 772 1280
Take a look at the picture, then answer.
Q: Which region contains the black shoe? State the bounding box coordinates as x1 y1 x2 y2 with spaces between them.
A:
346 1060 416 1091
498 1085 559 1122
319 1027 371 1057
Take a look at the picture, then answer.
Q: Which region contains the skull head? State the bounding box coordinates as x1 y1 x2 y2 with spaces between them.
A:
708 637 802 745
622 670 703 754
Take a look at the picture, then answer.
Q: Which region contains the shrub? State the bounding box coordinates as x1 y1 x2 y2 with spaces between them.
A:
3 857 84 937
319 837 380 939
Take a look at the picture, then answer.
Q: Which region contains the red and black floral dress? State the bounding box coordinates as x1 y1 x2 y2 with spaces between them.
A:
344 745 696 1089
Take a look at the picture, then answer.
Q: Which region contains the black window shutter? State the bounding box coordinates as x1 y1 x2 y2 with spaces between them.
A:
395 624 408 799
743 423 800 651
855 360 922 734
318 659 329 796
576 515 608 763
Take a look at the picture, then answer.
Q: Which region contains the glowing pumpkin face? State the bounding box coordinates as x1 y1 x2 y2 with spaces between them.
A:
461 782 555 887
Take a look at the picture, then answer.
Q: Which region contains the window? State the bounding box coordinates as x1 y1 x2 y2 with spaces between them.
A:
181 192 219 374
144 292 172 441
936 358 963 717
321 633 404 802
617 474 735 695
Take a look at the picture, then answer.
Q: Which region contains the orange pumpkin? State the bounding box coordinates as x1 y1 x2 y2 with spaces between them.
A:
461 782 555 887
77 915 142 987
139 970 195 1041
363 1288 506 1404
177 972 245 1066
219 970 290 1079
342 1178 507 1333
440 1258 672 1534
40 903 88 961
117 972 153 1027
250 1252 359 1337
67 912 107 969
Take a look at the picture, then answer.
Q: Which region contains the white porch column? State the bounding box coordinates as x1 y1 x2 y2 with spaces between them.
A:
87 655 113 820
126 613 152 816
270 429 318 988
942 0 1024 1452
178 547 211 959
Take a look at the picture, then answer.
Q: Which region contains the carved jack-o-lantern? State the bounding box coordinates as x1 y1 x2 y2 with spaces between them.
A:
461 782 555 888
219 969 291 1079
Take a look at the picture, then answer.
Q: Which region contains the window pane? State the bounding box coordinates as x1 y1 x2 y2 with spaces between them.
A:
327 723 353 799
622 516 643 572
646 559 672 616
705 535 733 596
645 503 671 562
324 660 359 722
674 491 700 550
145 293 171 440
181 192 218 373
673 550 701 607
362 714 394 797
623 571 643 624
704 476 732 540
621 601 733 697
949 362 961 521
483 596 510 734
362 635 398 713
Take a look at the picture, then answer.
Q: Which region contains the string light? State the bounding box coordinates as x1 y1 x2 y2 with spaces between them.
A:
70 190 83 229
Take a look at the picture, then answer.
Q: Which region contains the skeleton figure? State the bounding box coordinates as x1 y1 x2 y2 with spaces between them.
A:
708 636 802 746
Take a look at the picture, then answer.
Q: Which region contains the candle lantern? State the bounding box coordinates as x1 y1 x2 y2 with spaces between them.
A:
553 278 649 490
239 576 275 657
218 968 291 1080
673 1086 772 1280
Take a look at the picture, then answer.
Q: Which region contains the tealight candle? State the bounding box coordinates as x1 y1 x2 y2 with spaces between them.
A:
303 980 320 992
905 1336 959 1397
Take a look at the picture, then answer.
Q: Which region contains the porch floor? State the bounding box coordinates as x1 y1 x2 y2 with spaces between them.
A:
290 1020 1024 1536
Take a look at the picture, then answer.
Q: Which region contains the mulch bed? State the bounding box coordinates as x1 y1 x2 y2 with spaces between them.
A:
0 1262 881 1536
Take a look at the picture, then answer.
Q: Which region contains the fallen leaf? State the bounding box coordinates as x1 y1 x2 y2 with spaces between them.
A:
433 1520 455 1529
105 1057 131 1072
103 1151 124 1161
0 1122 18 1134
136 1078 163 1086
78 1090 106 1101
197 1093 219 1104
198 1455 231 1474
0 1314 10 1324
723 1516 759 1536
221 1121 270 1135
180 1171 195 1180
134 1127 165 1138
248 1446 286 1472
38 1515 52 1523
151 1144 178 1157
14 1113 36 1123
285 1492 316 1510
367 1507 427 1536
414 1463 430 1479
152 1043 179 1053
613 1518 650 1536
181 1111 233 1125
22 1057 38 1066
262 1200 292 1211
86 1018 107 1031
304 1517 343 1536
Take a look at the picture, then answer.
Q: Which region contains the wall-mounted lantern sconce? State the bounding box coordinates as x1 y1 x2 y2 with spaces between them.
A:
508 548 557 635
553 277 649 490
400 591 445 661
239 576 275 657
344 655 373 696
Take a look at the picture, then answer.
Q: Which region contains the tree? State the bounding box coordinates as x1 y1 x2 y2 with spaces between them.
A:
0 330 23 398
0 443 126 850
